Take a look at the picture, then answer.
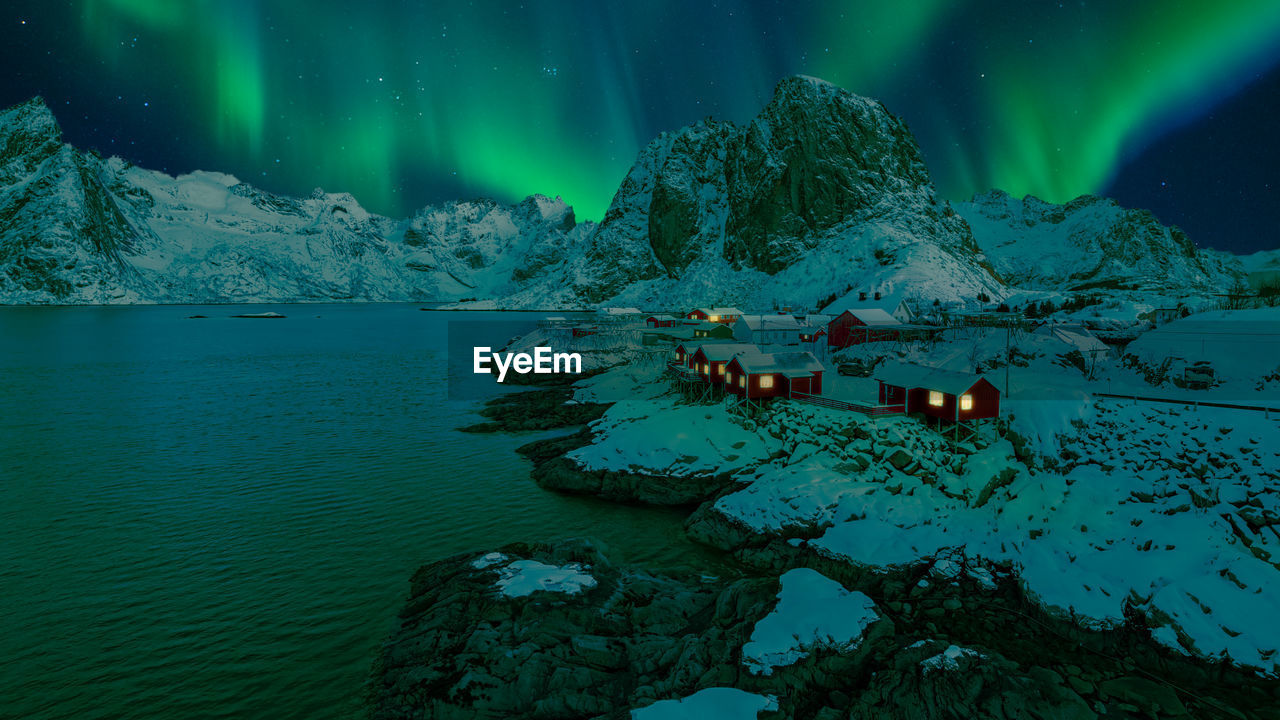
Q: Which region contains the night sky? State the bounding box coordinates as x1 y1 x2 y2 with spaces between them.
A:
3 1 1279 254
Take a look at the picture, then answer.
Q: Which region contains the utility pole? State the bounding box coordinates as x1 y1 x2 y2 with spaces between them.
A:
1004 322 1011 401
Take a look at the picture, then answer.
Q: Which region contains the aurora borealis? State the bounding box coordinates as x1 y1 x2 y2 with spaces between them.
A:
5 0 1280 252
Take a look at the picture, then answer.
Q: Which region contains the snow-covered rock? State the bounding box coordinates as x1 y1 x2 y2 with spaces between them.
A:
956 189 1240 293
630 688 777 720
741 568 880 675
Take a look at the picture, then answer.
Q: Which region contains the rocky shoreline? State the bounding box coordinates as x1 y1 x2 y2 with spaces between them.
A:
458 386 609 434
371 379 1280 719
369 536 1277 719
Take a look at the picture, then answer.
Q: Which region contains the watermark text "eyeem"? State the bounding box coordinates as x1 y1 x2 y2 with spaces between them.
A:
474 346 583 383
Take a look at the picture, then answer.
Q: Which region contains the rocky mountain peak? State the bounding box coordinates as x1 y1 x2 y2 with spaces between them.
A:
725 75 953 272
1 96 64 174
559 74 985 307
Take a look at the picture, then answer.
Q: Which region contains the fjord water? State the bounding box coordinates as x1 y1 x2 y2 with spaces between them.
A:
0 305 715 720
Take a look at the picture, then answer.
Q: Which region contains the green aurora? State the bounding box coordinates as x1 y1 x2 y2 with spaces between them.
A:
69 0 1280 220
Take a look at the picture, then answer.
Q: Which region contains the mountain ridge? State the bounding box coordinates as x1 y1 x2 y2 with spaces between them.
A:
0 83 1244 307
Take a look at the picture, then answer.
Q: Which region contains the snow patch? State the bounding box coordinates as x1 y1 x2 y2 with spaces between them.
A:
631 688 778 720
742 568 879 675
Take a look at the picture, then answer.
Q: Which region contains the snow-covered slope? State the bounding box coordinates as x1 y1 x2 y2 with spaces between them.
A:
0 97 589 304
956 190 1240 293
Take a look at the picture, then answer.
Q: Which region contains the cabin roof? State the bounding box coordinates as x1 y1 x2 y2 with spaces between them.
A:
1034 323 1109 353
835 308 900 326
695 342 764 362
874 362 991 396
692 306 743 316
737 314 802 331
731 351 824 376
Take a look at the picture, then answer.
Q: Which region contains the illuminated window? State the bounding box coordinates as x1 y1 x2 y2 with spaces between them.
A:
726 372 734 385
738 376 746 388
709 315 719 322
960 394 973 411
928 390 944 407
760 375 774 389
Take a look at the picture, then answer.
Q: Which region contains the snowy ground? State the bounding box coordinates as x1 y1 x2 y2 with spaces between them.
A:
567 397 780 477
704 399 1280 674
550 306 1280 677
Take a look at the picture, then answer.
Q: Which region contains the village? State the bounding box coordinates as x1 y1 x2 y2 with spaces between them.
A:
453 288 1280 717
527 287 1280 443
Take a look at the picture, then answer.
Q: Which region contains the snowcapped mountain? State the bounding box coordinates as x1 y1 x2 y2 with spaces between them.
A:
0 97 589 304
0 82 1250 307
956 190 1240 293
505 76 1004 309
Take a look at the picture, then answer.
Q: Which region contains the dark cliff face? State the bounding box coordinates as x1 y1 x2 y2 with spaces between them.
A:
724 76 958 273
0 99 143 299
576 76 980 302
0 97 63 177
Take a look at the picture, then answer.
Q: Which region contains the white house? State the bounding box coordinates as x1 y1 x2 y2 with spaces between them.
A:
599 307 644 323
733 314 803 346
1033 323 1111 359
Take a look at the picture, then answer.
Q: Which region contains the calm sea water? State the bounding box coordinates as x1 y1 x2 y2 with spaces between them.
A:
0 304 721 720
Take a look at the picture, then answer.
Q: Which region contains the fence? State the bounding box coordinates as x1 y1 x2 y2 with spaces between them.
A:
788 391 905 416
1095 392 1280 415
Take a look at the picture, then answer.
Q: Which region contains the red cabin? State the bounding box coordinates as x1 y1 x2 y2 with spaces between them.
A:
691 343 761 385
646 314 678 328
874 364 1000 422
827 308 901 348
686 307 743 325
672 341 701 369
725 351 824 400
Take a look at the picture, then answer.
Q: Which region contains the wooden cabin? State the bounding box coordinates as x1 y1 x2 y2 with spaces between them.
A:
690 343 762 385
672 340 700 368
725 351 824 400
1151 307 1184 326
686 307 743 325
646 314 679 328
827 308 901 348
873 364 1000 422
694 322 735 339
733 314 803 346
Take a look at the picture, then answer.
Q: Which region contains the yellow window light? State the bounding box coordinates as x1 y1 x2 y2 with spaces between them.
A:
928 390 944 407
760 375 774 389
960 394 973 411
